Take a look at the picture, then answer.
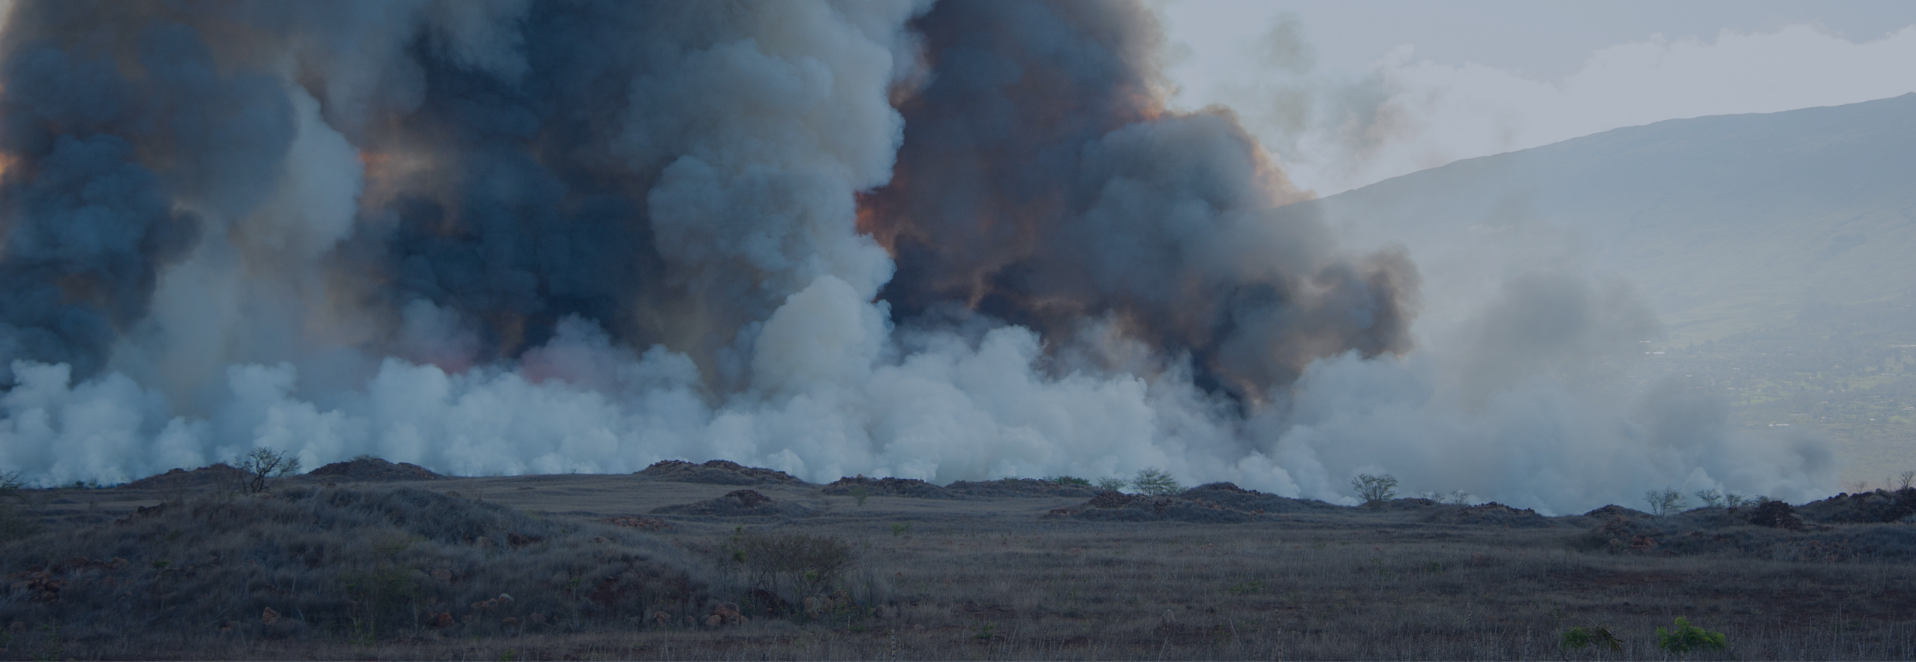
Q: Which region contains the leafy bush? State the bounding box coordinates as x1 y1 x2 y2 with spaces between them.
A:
1644 488 1687 517
1350 474 1398 508
1561 625 1622 651
723 529 855 608
1656 617 1727 654
1131 468 1182 496
1046 476 1091 486
1095 476 1129 492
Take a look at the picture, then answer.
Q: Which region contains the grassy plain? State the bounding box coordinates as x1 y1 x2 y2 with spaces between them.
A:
4 462 1916 660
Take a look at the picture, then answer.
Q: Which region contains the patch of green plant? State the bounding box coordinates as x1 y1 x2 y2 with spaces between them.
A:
1560 625 1621 652
1094 476 1129 492
849 485 870 506
971 621 996 642
890 522 912 537
1656 617 1727 654
1225 579 1263 596
1046 476 1091 486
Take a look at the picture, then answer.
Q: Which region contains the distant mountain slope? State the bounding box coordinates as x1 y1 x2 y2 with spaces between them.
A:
1291 93 1916 345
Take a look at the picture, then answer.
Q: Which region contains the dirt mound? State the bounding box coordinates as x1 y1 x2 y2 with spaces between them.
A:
1795 488 1916 524
821 476 957 499
943 478 1099 498
1427 502 1558 528
307 457 445 482
121 464 250 491
1583 504 1651 519
1750 500 1807 530
1047 491 1255 523
652 490 816 518
1180 482 1336 514
637 460 802 486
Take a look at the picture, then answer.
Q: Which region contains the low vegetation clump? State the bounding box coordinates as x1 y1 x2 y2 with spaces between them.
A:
0 486 713 645
1655 617 1728 654
1351 473 1398 508
1130 468 1182 496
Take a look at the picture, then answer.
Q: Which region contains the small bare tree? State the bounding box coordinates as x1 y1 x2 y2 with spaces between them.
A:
1131 468 1183 496
234 448 301 494
1351 474 1398 508
1644 488 1686 517
1899 470 1914 491
1693 488 1724 508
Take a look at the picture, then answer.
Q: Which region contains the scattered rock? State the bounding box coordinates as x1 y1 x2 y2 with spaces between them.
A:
822 476 957 499
944 478 1099 498
638 460 801 485
306 457 444 482
600 516 672 531
124 464 251 491
1427 502 1559 529
430 612 454 628
653 489 816 518
507 533 543 548
1796 488 1916 524
431 568 453 582
501 616 521 629
260 607 280 625
1750 500 1806 530
1181 483 1336 513
1050 493 1255 523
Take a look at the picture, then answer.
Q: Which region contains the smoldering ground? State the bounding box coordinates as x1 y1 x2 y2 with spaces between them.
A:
0 0 1833 514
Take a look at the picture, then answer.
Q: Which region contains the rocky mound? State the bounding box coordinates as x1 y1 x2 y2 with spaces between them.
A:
1749 500 1807 530
1425 502 1558 528
307 457 444 482
1180 483 1337 514
821 476 957 499
122 464 251 491
637 460 802 486
652 489 817 518
1583 504 1652 519
1795 488 1916 524
1046 491 1255 523
943 478 1100 498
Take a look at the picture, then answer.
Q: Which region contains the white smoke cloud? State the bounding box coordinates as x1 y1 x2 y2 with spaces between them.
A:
0 0 1840 515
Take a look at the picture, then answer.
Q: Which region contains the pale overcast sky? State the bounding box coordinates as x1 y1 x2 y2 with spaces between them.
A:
1156 1 1916 194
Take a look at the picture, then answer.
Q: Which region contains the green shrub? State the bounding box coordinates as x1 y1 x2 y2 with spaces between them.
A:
1350 473 1398 508
1131 468 1182 496
724 529 855 606
1094 476 1129 492
1656 617 1727 654
1560 625 1621 651
1046 476 1091 486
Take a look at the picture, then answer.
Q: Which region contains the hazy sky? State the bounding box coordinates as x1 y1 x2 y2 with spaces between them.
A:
1157 0 1916 194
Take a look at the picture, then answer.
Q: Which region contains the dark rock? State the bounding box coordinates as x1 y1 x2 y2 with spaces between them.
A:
944 478 1099 498
1750 500 1806 530
307 457 444 482
821 476 956 499
638 460 801 486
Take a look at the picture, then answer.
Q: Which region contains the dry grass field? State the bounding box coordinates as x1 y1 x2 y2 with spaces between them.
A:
4 458 1916 660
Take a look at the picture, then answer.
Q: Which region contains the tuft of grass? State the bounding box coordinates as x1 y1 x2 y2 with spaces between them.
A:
1656 617 1728 654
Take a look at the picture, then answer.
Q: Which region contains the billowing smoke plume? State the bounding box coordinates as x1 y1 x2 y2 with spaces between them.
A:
864 1 1415 401
0 0 1833 513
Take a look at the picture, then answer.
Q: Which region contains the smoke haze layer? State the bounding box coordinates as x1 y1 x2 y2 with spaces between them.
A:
0 0 1834 513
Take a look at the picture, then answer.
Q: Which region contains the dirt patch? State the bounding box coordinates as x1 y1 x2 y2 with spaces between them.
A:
652 489 816 518
943 479 1098 499
637 460 802 486
306 457 445 482
821 476 956 499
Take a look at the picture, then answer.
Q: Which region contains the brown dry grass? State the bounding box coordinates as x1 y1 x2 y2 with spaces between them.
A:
3 471 1915 660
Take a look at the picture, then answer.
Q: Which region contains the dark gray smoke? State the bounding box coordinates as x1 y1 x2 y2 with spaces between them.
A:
865 0 1417 402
